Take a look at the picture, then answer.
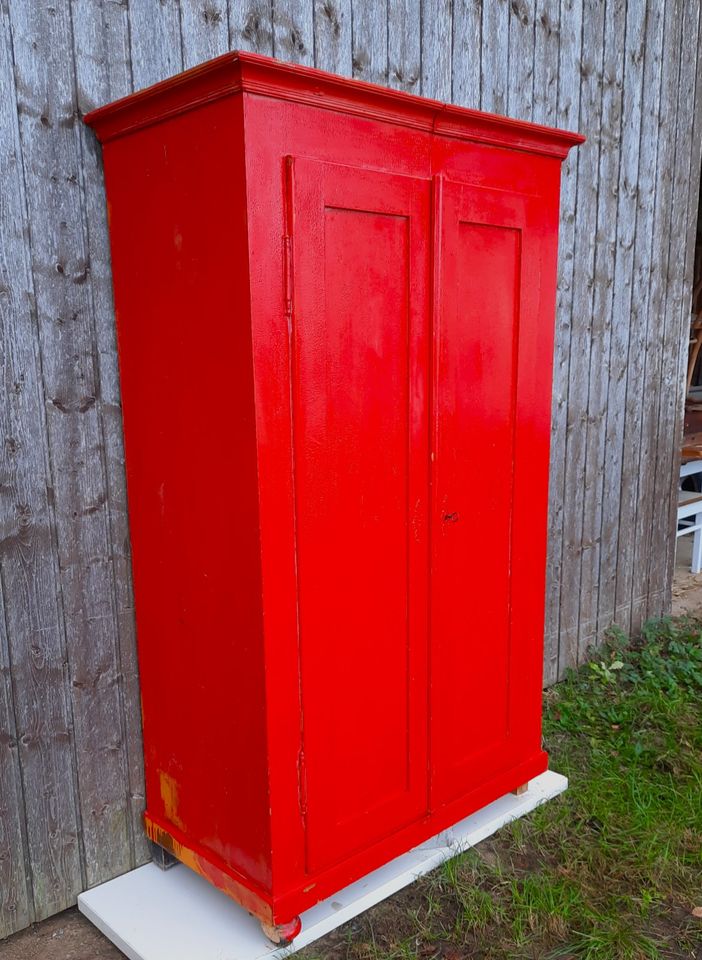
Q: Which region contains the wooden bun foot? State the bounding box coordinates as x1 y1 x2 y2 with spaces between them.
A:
260 915 302 945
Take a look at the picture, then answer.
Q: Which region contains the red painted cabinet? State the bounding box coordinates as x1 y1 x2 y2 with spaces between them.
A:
85 53 583 939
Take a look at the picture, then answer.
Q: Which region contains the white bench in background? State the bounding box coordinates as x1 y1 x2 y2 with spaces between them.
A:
678 460 702 573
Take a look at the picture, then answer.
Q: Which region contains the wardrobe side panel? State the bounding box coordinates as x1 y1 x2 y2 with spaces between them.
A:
101 95 272 890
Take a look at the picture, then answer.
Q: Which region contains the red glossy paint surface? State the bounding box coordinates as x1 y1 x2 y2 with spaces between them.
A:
289 159 431 873
431 181 552 806
85 52 583 927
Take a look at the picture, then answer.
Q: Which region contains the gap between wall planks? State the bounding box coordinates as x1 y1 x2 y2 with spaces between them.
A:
1 0 701 940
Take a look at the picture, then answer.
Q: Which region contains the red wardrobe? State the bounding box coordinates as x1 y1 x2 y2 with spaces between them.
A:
85 52 583 942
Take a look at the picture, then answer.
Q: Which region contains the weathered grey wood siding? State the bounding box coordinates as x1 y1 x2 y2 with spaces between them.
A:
1 0 700 939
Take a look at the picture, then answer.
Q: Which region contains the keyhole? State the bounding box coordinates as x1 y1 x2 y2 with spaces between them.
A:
443 512 459 523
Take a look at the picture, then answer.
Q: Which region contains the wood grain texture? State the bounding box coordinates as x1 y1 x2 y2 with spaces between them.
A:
1 0 701 938
420 0 451 100
351 0 387 84
0 9 33 938
1 0 84 928
531 0 559 129
617 0 665 635
597 0 646 635
654 0 702 606
452 0 482 109
180 0 230 69
581 0 626 648
507 0 535 122
314 0 352 75
648 0 695 609
0 584 31 937
480 0 509 115
70 0 149 870
548 0 584 682
637 0 682 622
7 0 132 893
670 5 702 592
228 0 274 53
273 0 314 65
387 0 421 93
128 0 183 89
539 0 564 686
559 0 605 668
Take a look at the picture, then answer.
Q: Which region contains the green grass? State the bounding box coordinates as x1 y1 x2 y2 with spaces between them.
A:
301 618 702 960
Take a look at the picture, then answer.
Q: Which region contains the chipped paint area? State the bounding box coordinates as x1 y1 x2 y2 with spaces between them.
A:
158 770 186 832
145 815 274 924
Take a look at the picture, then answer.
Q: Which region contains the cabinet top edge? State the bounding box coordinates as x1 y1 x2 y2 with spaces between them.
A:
83 50 585 159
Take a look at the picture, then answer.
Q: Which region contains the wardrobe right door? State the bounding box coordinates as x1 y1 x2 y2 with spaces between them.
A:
430 175 555 810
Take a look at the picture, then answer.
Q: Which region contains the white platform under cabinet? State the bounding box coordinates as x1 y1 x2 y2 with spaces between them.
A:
78 770 567 960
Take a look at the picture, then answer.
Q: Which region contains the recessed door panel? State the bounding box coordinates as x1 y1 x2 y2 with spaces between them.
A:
288 158 431 873
431 178 543 807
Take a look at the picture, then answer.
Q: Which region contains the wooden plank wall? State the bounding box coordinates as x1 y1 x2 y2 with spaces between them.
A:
1 0 701 939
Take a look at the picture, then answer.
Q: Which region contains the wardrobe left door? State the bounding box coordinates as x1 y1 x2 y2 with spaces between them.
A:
287 157 431 874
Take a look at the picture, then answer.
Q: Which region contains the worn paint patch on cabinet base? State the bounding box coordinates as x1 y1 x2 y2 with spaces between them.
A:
78 771 566 960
